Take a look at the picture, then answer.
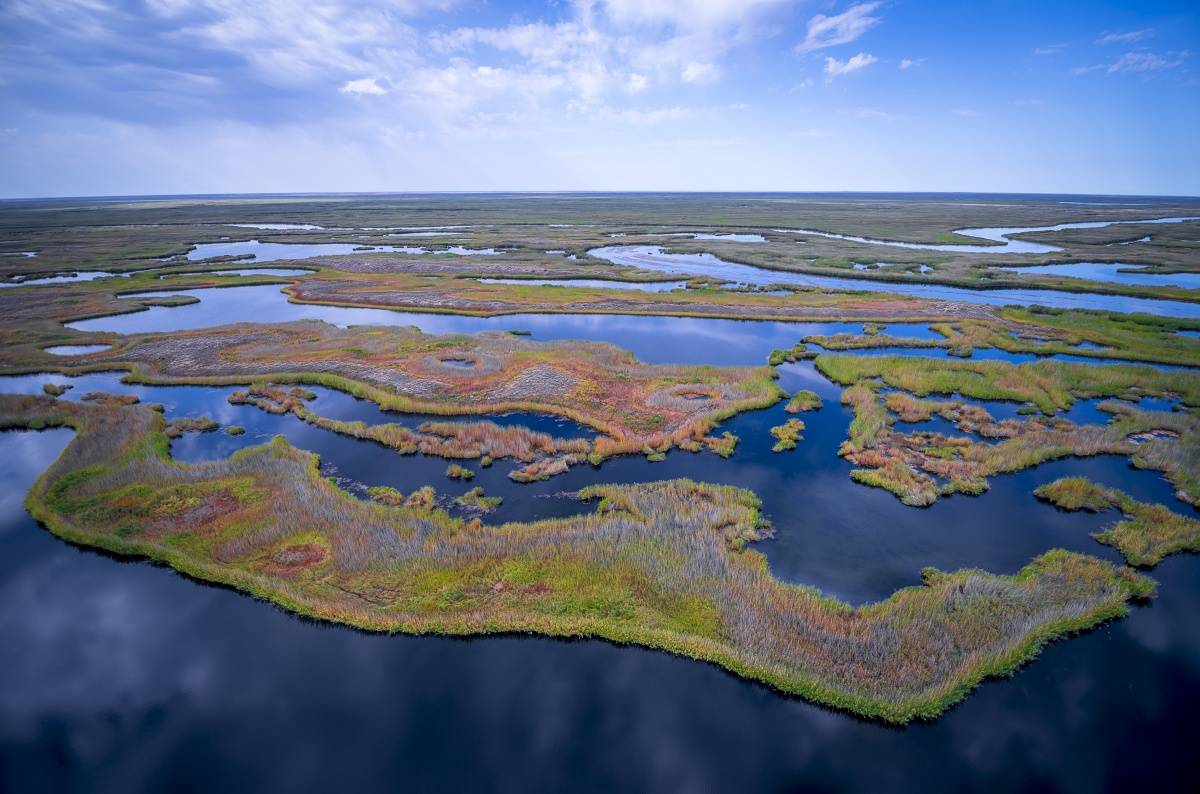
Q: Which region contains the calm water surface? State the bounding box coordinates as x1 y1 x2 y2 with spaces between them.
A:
776 216 1200 255
1001 262 1200 289
590 245 1200 318
2 362 1198 792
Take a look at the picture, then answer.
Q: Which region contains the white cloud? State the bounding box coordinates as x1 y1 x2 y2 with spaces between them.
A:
898 58 924 69
849 107 895 121
1097 29 1152 44
797 2 880 53
1074 51 1185 75
824 52 877 82
600 0 796 33
1105 51 1181 73
681 61 720 83
340 77 387 96
626 73 648 93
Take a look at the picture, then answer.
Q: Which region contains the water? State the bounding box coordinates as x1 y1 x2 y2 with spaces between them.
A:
1001 262 1200 289
43 345 113 356
658 232 767 242
0 271 131 288
2 362 1198 791
229 223 325 230
590 245 1200 318
475 278 690 292
776 216 1200 255
441 246 501 255
67 284 953 365
185 241 421 263
205 268 315 278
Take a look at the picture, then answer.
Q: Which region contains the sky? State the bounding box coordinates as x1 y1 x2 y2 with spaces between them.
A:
0 0 1197 198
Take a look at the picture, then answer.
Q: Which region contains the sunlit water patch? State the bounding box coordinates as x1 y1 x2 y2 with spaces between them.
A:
0 271 132 288
228 223 325 230
589 245 1200 317
475 278 689 292
185 240 420 262
775 216 1200 255
1000 262 1200 289
43 345 114 356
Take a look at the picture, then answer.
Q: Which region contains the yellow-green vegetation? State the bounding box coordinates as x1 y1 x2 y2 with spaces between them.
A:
226 425 246 436
367 485 406 506
455 487 502 512
1 393 1155 724
164 416 219 438
817 355 1200 415
770 419 806 452
1035 477 1200 567
445 463 475 480
819 355 1200 507
785 390 823 413
42 383 70 397
768 342 815 366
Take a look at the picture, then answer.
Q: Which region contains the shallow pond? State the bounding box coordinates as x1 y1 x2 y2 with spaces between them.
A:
2 361 1198 791
776 216 1200 255
0 271 131 288
590 245 1200 318
185 241 421 262
228 223 325 230
475 277 690 292
1000 262 1200 289
43 344 113 356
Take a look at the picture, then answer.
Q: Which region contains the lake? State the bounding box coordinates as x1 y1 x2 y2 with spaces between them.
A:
2 355 1198 791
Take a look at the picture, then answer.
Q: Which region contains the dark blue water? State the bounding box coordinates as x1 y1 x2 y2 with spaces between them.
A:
2 362 1199 792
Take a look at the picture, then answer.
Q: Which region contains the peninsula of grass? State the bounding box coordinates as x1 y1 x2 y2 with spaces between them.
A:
57 322 784 465
1035 477 1200 567
2 393 1154 724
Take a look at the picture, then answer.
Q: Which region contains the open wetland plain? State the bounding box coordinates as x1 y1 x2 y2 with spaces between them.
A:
2 193 1199 791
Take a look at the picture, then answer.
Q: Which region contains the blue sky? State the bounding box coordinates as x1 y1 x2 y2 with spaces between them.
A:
1 0 1197 197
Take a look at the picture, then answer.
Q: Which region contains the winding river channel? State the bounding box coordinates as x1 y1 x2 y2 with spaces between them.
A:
588 246 1200 318
4 228 1200 791
775 216 1200 254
